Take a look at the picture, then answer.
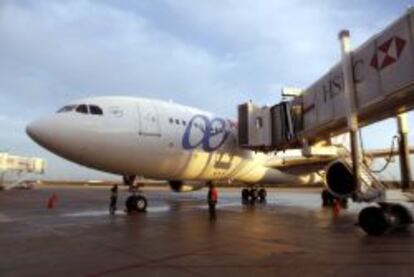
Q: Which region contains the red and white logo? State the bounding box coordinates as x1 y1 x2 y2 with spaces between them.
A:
370 36 406 70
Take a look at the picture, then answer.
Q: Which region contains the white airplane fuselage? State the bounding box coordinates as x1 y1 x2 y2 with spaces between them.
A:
26 97 298 185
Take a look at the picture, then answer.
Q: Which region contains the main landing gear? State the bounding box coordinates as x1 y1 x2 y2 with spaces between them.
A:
358 203 413 236
123 175 148 213
321 189 348 208
241 187 267 204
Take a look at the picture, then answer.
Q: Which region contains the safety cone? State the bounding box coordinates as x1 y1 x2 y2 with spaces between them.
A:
47 193 58 209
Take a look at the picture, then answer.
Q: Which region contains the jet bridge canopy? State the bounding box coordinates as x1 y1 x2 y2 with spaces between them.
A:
239 8 414 151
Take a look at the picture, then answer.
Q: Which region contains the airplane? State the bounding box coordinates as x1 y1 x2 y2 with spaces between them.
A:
25 96 399 214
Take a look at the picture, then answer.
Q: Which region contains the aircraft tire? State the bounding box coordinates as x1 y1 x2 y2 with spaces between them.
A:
322 189 335 206
386 203 413 231
340 198 349 209
249 188 258 203
358 206 389 236
136 195 148 212
126 195 138 213
258 188 267 201
241 188 249 202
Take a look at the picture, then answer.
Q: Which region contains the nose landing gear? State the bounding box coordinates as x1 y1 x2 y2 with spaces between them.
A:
123 175 148 213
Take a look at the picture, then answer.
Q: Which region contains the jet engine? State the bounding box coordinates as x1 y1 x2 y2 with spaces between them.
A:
168 180 206 192
324 160 356 198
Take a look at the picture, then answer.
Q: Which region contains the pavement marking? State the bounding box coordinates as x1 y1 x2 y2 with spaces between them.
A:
62 210 121 217
198 202 243 210
62 206 171 217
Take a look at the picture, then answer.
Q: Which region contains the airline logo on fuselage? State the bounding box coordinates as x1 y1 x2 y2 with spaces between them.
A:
182 115 230 152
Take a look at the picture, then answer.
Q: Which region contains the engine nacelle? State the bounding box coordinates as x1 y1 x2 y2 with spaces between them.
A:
325 160 356 198
168 180 206 192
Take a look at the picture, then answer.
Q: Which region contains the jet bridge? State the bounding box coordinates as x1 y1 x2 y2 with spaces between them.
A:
239 9 414 201
0 152 46 189
239 9 414 235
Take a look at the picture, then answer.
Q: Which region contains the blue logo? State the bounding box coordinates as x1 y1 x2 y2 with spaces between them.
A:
182 115 230 152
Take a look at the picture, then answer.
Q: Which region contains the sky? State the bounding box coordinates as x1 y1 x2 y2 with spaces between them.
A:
1 0 414 180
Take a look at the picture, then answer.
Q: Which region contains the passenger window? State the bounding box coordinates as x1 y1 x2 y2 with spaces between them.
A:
175 119 180 125
76 104 88 114
89 105 103 115
169 118 173 124
182 120 186 126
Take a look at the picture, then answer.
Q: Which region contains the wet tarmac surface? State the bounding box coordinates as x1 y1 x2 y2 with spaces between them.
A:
1 186 414 276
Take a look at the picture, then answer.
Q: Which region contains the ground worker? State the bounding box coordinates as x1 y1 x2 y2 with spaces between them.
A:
109 184 118 215
47 193 58 209
207 182 218 219
333 198 341 218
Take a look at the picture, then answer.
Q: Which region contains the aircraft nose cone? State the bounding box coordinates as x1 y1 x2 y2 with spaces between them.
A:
26 118 52 147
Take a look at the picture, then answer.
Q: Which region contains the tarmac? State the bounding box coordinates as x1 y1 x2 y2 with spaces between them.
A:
1 186 414 277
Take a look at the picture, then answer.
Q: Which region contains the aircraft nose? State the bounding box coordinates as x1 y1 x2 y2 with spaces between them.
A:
26 118 54 147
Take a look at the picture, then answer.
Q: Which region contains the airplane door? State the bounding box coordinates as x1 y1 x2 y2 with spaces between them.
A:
137 102 161 137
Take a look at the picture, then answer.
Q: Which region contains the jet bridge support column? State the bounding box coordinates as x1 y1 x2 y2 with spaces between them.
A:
397 113 412 190
339 30 361 193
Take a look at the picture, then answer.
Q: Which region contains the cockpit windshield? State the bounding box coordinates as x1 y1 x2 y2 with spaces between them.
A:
89 105 103 115
57 105 77 113
76 104 88 114
56 104 104 115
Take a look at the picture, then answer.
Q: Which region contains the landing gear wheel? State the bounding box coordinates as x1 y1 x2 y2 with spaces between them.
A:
135 195 147 212
358 206 388 236
258 188 267 201
322 189 334 206
125 195 148 213
340 198 349 209
241 188 249 202
382 203 413 231
126 195 137 213
249 188 258 203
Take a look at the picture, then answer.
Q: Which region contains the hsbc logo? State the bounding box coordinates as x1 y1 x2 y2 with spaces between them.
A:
370 36 406 70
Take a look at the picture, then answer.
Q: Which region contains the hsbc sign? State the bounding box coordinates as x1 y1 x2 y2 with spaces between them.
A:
370 36 407 70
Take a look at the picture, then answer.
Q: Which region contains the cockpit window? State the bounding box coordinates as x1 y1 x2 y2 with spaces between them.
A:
76 104 88 114
57 105 77 113
89 105 103 115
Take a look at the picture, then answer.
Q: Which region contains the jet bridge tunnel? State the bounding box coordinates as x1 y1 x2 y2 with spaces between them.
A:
0 152 46 189
238 8 414 193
